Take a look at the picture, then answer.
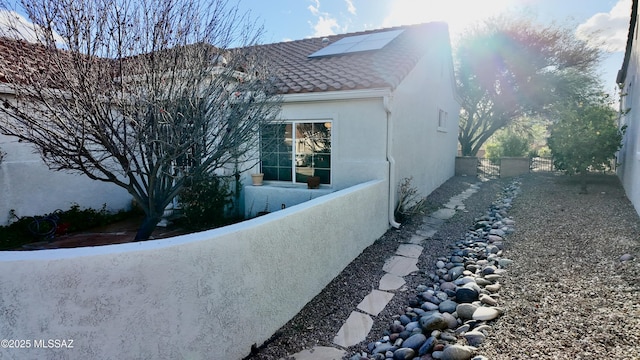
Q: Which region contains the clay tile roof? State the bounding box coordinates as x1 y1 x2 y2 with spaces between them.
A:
253 22 450 94
0 22 451 94
0 37 55 85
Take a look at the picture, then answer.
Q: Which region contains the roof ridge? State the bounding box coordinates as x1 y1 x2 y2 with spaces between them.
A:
257 22 443 47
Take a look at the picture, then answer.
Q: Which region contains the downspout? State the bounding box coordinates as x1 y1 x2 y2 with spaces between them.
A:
384 94 401 229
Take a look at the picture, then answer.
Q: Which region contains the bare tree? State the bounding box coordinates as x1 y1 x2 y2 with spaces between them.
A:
0 0 282 240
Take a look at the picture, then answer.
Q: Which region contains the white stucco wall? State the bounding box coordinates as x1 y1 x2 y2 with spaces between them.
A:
245 93 391 217
278 96 390 189
245 25 461 221
0 133 132 225
618 7 640 216
0 179 388 360
390 27 460 197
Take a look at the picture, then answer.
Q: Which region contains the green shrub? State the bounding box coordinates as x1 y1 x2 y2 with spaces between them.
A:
485 142 502 163
485 130 532 163
0 205 137 250
548 103 622 176
537 146 552 158
500 132 530 157
58 203 108 232
178 174 233 230
395 177 429 222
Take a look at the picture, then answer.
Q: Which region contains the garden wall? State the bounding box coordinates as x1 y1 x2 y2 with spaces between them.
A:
500 157 530 178
455 156 532 178
455 156 478 176
0 179 389 360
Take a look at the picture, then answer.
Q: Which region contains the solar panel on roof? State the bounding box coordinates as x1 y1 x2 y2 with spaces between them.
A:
308 29 404 58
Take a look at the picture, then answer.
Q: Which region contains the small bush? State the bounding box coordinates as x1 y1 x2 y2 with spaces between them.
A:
395 177 428 222
485 142 502 163
0 205 137 250
178 173 233 230
486 130 531 163
531 146 552 158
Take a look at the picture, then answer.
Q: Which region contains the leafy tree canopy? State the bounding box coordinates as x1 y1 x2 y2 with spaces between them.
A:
485 129 531 162
548 94 623 182
456 16 603 156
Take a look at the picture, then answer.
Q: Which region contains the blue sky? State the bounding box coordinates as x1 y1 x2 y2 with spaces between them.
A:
237 0 631 97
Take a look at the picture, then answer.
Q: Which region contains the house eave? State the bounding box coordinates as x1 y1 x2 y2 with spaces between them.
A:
281 88 392 103
0 83 15 95
618 0 638 85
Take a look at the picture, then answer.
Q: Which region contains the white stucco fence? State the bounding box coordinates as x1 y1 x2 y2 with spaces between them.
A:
0 179 389 360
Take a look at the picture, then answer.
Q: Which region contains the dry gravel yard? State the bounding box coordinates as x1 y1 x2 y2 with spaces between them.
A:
479 173 640 359
247 173 640 360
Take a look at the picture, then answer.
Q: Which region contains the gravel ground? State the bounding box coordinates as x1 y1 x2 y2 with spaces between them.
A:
245 173 640 360
479 173 640 359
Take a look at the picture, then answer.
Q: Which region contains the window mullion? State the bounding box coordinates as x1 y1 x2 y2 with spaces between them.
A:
291 121 297 184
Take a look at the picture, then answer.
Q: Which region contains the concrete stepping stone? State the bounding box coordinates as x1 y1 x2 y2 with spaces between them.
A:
422 216 445 227
444 200 465 209
379 273 406 291
415 228 437 239
285 346 347 360
395 244 423 258
357 289 394 316
408 234 427 244
333 311 373 348
382 255 419 276
430 208 456 220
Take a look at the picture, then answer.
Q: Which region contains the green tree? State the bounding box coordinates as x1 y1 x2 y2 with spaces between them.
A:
548 96 624 193
485 129 531 162
0 0 282 240
456 17 602 156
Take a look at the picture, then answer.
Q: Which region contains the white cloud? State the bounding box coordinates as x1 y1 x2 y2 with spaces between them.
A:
576 0 632 53
0 10 42 43
345 0 356 15
310 15 341 36
0 9 65 46
308 1 320 16
306 0 344 36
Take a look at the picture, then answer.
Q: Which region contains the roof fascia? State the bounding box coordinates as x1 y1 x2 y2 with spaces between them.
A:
618 0 638 84
281 88 392 103
0 84 15 95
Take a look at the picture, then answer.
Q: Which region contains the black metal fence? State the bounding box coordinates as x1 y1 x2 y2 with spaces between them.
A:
530 157 555 172
477 156 556 178
478 158 500 178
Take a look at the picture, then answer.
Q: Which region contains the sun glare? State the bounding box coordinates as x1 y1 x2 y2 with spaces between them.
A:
383 0 512 39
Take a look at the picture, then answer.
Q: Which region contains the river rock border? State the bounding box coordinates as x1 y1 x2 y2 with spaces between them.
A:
350 179 522 360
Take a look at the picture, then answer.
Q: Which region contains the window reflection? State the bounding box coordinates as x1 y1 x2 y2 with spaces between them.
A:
261 121 331 184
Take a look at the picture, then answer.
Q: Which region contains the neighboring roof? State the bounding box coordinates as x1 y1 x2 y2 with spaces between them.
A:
617 0 638 84
0 37 56 84
0 22 452 95
251 22 451 94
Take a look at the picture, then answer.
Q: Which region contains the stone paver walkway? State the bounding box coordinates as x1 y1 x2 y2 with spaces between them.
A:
283 182 481 360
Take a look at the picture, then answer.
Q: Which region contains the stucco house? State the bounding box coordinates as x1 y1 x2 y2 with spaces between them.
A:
0 39 132 225
0 22 461 360
617 0 640 216
0 21 460 229
244 22 461 224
